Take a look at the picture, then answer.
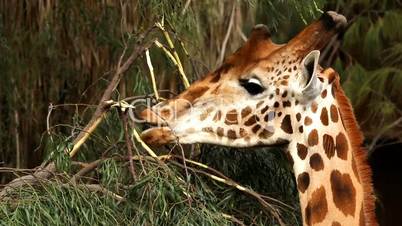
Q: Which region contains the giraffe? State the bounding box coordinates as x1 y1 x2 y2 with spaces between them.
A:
139 11 377 226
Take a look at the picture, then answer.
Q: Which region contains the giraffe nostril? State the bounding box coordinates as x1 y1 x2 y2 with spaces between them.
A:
142 122 153 130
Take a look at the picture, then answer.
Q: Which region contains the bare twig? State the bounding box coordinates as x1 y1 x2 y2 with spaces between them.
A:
177 144 190 182
120 111 137 182
221 213 246 226
181 0 192 15
46 103 53 139
128 119 158 158
63 183 125 202
0 167 37 173
127 122 148 175
145 49 160 100
71 159 103 184
218 3 236 65
155 22 190 88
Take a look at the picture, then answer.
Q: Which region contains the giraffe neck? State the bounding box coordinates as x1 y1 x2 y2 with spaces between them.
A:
287 73 377 226
289 128 363 225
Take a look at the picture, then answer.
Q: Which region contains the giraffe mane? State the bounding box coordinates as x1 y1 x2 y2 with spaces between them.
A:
332 71 378 226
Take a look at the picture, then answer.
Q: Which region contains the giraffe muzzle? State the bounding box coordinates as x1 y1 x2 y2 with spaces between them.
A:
140 126 175 146
139 105 176 145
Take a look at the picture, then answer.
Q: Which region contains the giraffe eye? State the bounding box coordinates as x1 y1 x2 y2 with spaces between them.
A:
239 78 265 95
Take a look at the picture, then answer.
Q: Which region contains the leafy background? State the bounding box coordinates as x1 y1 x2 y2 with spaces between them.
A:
0 0 401 225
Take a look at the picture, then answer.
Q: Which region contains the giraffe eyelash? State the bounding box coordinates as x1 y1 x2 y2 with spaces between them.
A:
239 78 265 95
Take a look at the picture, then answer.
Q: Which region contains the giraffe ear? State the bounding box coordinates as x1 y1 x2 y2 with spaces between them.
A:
249 24 271 41
299 50 322 99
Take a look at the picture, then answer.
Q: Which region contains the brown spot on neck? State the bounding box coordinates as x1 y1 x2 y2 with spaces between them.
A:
304 116 313 126
330 170 356 217
308 129 319 146
297 143 308 160
311 101 318 113
323 134 335 159
330 104 339 122
336 132 348 160
305 186 328 225
281 114 293 134
297 172 310 193
320 107 329 126
309 153 324 171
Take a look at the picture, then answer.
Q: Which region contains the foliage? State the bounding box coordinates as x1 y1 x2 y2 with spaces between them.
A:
331 3 402 143
1 0 402 225
0 108 299 225
0 167 233 226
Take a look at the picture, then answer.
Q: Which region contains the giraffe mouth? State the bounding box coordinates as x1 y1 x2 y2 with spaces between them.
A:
139 106 176 145
257 139 290 148
140 126 175 146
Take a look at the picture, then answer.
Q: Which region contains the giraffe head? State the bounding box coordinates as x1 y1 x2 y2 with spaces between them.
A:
140 11 347 147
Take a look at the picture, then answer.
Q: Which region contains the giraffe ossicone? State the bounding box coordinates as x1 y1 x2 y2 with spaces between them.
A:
140 11 377 226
